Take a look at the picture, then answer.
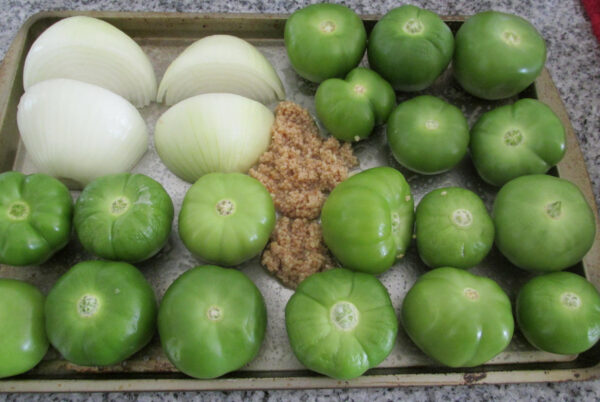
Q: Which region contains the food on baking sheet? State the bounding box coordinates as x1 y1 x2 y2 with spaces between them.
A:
158 265 266 379
453 10 546 100
0 171 72 266
367 5 454 92
17 78 148 188
415 187 494 270
45 260 157 366
401 267 514 367
251 101 357 287
284 3 366 83
249 101 357 220
154 93 273 183
470 98 566 186
387 95 469 175
23 16 157 107
262 217 335 288
179 172 275 266
321 166 414 275
315 67 395 142
493 174 596 273
0 279 48 379
285 268 398 379
157 34 285 105
74 173 174 263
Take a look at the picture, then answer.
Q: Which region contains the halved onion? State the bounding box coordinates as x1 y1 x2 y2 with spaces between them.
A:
23 16 157 107
157 35 285 106
155 93 274 183
17 79 148 188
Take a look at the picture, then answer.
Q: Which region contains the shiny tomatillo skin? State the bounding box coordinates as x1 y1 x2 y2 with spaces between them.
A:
320 167 414 274
453 11 546 100
492 175 596 272
0 171 72 266
368 5 454 91
401 267 514 367
415 187 494 269
285 268 398 379
470 98 566 186
284 3 367 83
517 272 600 355
158 265 267 379
387 95 469 174
315 67 395 142
178 172 275 266
45 260 157 366
74 173 174 263
0 279 48 378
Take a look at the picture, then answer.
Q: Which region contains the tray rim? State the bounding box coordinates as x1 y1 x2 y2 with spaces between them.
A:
0 9 599 392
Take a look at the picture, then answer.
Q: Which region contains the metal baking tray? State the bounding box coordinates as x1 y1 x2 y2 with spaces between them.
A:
0 11 599 392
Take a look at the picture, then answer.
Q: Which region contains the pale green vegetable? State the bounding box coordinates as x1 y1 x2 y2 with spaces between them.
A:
17 79 148 188
154 93 274 183
157 35 285 105
23 16 157 107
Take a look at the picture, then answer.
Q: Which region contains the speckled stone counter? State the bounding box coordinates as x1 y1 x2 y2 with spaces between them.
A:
1 0 599 400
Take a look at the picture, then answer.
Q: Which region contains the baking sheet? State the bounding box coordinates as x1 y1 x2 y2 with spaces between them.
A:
0 12 599 390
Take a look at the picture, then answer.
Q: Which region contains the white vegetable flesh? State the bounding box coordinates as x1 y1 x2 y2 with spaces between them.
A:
23 16 157 107
157 35 285 105
154 93 274 183
17 79 148 188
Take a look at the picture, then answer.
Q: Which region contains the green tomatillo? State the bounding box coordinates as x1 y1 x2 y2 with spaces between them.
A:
401 267 514 367
320 167 414 274
516 272 600 355
0 171 72 266
492 174 596 272
158 265 267 379
285 268 398 380
45 260 157 366
315 67 395 142
415 187 494 269
387 95 469 174
367 5 454 91
74 173 174 263
470 98 566 186
0 279 48 378
179 172 275 266
453 11 546 100
284 3 367 83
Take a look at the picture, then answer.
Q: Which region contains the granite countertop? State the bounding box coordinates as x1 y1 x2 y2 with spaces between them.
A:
1 0 599 400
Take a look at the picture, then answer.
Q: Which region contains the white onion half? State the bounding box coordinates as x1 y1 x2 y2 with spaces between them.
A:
23 16 157 107
157 35 285 106
17 79 148 188
155 93 274 183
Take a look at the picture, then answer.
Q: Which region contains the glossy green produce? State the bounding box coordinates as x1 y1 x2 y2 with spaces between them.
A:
285 268 398 379
387 95 469 174
45 260 157 366
453 11 546 100
0 279 48 378
158 265 267 379
493 175 596 272
401 267 514 367
284 3 366 82
517 272 600 355
315 67 395 142
471 99 566 186
0 171 72 266
415 187 494 269
367 5 454 91
179 173 275 266
74 173 174 263
321 167 414 274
